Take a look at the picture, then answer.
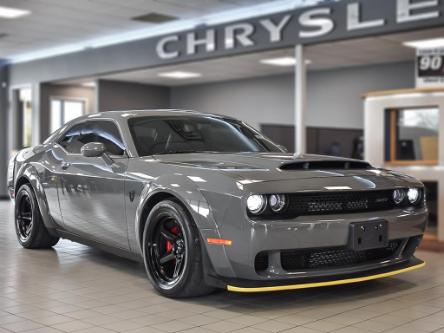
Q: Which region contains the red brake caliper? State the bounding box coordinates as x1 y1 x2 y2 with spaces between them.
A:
165 226 178 253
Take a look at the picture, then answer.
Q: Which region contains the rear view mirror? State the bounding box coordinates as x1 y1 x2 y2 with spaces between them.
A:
81 142 106 158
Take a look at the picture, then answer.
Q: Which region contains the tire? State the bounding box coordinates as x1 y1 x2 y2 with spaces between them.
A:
142 199 215 298
15 184 60 249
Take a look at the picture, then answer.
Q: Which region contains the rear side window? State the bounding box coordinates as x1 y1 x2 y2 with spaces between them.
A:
58 121 125 155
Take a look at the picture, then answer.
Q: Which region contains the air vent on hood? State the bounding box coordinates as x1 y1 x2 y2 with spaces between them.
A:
280 160 372 171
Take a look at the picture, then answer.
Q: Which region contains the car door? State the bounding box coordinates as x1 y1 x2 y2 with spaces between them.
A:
56 120 130 250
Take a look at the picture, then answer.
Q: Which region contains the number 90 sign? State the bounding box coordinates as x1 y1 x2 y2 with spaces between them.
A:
418 55 444 77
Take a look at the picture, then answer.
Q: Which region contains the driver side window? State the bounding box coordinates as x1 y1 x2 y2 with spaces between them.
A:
58 123 89 154
58 121 125 156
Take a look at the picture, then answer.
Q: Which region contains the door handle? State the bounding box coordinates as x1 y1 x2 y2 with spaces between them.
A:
61 162 71 170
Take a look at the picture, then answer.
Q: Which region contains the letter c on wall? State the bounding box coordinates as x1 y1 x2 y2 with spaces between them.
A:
156 35 180 59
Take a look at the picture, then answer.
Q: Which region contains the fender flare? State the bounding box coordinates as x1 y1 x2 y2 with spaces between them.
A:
134 177 221 251
15 164 57 230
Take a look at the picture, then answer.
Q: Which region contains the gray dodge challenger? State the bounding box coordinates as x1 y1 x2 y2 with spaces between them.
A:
8 110 427 297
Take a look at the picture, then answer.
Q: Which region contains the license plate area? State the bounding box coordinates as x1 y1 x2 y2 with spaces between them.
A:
348 220 388 251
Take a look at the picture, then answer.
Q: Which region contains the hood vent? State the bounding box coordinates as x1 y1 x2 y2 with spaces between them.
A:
280 160 372 171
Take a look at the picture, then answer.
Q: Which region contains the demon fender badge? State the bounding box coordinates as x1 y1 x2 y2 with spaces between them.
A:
324 186 352 190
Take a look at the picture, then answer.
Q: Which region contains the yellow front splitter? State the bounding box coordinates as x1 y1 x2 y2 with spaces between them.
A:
227 262 425 293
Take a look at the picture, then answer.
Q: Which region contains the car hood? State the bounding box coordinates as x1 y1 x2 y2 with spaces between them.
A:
153 152 386 182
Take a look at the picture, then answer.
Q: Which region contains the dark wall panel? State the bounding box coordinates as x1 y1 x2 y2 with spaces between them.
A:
0 63 8 197
97 80 170 112
261 124 363 159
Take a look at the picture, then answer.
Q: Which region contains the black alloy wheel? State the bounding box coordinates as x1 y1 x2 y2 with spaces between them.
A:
147 213 187 285
143 200 214 298
14 184 60 249
16 190 33 243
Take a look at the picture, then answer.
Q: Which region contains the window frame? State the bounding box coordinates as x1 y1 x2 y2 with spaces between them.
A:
50 96 87 133
56 119 129 158
385 107 439 166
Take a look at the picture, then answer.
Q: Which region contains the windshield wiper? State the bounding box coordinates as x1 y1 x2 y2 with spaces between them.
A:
161 149 200 154
157 150 219 155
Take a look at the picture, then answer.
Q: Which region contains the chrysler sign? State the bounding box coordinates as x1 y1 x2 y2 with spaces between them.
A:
156 0 444 61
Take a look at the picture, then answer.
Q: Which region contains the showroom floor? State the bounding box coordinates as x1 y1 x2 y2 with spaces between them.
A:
2 201 444 333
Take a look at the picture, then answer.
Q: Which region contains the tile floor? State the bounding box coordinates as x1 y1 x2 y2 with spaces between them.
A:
1 200 444 333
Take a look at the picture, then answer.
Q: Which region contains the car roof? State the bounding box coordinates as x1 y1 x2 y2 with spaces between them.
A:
78 109 231 121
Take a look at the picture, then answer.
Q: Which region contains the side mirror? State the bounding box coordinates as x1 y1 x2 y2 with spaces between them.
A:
81 142 106 158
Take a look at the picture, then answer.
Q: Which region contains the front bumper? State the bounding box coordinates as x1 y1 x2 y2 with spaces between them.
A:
224 257 425 292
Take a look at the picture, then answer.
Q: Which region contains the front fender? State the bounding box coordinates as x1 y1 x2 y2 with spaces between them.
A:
134 174 221 249
134 174 237 278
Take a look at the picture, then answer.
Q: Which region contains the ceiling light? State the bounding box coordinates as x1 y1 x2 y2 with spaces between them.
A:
403 38 444 49
82 82 96 87
0 6 30 19
260 57 311 67
158 71 202 79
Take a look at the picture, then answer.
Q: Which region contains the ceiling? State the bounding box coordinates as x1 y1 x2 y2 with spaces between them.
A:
58 27 443 87
0 0 323 60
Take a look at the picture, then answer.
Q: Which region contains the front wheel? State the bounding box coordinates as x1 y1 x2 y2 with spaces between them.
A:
142 200 214 298
15 184 60 249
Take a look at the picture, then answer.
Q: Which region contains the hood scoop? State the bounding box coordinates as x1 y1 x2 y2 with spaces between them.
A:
280 160 372 171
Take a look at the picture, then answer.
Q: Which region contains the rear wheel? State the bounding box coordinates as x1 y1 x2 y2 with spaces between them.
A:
15 184 60 249
143 200 214 298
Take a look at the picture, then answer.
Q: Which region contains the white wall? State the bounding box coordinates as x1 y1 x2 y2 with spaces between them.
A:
170 62 415 130
364 91 444 241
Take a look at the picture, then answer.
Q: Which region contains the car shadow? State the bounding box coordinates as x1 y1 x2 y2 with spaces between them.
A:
44 239 420 311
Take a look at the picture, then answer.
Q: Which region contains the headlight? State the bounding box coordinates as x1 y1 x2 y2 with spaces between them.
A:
269 194 287 212
392 189 405 205
407 188 421 204
247 195 267 214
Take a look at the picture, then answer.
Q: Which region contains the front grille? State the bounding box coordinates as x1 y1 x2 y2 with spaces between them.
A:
280 240 401 271
285 190 413 217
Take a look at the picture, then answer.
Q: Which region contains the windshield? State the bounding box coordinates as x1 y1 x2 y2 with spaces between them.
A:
128 116 282 156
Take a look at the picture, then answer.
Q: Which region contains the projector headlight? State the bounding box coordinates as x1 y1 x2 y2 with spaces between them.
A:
392 189 406 205
269 194 287 212
407 188 421 204
247 195 267 214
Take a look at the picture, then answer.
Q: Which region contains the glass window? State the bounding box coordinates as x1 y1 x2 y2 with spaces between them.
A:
50 99 85 133
19 88 33 148
58 123 88 154
64 101 84 123
58 121 125 156
386 107 439 165
50 100 62 134
128 116 281 156
90 121 125 156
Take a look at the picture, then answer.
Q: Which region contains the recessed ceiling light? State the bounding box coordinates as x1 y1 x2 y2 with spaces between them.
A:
0 6 30 19
82 82 96 87
403 38 444 49
260 57 311 67
158 71 202 79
